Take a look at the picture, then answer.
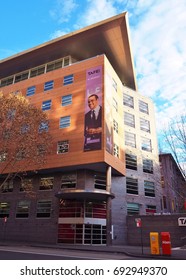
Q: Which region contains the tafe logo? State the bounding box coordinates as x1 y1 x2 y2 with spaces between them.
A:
88 69 100 75
178 217 186 226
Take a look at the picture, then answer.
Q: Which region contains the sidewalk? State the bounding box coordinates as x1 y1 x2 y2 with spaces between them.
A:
53 243 186 260
1 241 186 259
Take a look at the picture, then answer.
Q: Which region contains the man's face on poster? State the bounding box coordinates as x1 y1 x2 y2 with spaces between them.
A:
88 95 99 110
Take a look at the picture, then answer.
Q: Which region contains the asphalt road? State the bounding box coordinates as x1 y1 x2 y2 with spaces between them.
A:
0 245 136 260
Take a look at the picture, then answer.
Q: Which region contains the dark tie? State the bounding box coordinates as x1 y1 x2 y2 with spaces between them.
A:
92 110 96 121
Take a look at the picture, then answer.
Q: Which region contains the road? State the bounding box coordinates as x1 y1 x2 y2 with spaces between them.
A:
0 245 138 260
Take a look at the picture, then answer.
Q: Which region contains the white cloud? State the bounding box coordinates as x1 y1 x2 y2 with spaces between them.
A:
76 0 118 27
50 0 78 23
50 29 69 40
130 0 186 131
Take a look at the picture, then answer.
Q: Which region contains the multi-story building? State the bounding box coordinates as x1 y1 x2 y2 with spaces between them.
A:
0 12 161 245
159 153 186 214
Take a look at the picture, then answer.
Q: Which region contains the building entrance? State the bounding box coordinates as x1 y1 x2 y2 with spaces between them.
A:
58 223 106 244
57 199 107 244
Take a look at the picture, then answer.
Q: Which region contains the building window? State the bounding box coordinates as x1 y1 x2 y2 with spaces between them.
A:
15 71 29 83
124 112 135 127
0 202 10 218
146 205 156 215
57 140 69 154
161 176 165 188
126 177 138 195
94 174 106 190
44 80 54 91
113 98 118 112
26 86 36 96
16 149 26 161
0 151 7 162
113 144 119 157
144 181 155 197
63 56 71 67
1 180 13 193
139 100 149 114
36 200 52 218
42 100 52 111
59 116 71 128
125 153 137 170
123 94 134 108
112 78 117 92
61 173 76 189
59 200 84 218
46 59 63 72
39 177 54 190
20 178 33 192
62 94 72 106
141 137 152 152
140 118 150 133
143 159 153 174
39 121 49 132
0 76 14 87
113 119 118 133
16 200 30 218
125 131 136 148
30 66 45 77
85 201 106 218
163 196 167 209
63 74 74 86
127 202 139 215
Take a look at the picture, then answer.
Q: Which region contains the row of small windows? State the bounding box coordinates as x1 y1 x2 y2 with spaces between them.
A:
0 200 107 219
0 56 73 87
0 173 107 194
124 112 150 133
0 199 157 219
0 134 119 162
125 131 152 152
124 94 149 114
127 202 156 215
0 200 52 218
26 75 74 97
126 153 153 173
126 177 155 197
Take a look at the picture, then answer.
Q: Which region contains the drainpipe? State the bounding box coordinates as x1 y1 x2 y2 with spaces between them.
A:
106 166 112 246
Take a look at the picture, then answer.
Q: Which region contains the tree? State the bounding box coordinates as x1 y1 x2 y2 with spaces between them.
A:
163 115 186 180
0 92 52 191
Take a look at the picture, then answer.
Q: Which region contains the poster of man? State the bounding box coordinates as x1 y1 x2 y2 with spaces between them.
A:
84 66 102 151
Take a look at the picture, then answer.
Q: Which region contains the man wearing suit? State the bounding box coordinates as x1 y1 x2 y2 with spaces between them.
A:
84 94 102 151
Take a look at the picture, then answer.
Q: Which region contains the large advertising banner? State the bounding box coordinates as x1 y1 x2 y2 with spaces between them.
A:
105 72 113 154
84 66 102 151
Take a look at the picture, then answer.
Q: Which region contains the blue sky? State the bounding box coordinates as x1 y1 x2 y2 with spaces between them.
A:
0 0 186 149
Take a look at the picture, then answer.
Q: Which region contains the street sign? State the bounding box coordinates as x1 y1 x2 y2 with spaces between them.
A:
178 217 186 226
135 218 142 227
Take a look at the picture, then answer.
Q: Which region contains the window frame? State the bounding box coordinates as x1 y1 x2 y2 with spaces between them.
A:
26 85 36 96
36 200 52 218
62 94 72 106
126 177 138 195
59 116 71 129
42 99 52 111
63 74 74 86
125 131 136 148
44 80 54 91
57 140 69 154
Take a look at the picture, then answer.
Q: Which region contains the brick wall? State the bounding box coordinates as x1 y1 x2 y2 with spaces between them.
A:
126 214 186 247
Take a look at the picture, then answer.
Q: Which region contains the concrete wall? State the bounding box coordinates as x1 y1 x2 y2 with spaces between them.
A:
126 214 186 247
